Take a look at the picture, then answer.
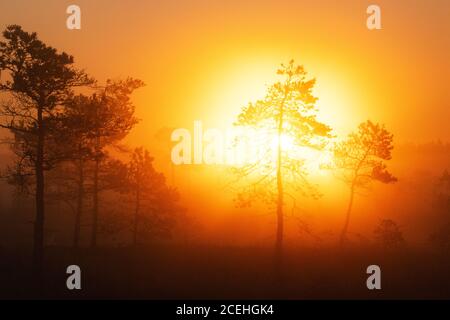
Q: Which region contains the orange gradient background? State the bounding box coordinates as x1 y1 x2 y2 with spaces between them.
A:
1 0 449 247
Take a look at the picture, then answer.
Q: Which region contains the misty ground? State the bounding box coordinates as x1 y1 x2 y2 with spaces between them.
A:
0 244 449 299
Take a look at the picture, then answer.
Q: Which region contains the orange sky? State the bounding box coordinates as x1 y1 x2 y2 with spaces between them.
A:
1 0 448 148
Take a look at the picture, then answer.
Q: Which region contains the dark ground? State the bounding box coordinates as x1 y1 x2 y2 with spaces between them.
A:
0 244 449 299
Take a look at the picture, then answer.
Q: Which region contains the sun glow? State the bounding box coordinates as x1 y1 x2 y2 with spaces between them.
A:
267 132 332 175
179 58 343 176
270 133 295 152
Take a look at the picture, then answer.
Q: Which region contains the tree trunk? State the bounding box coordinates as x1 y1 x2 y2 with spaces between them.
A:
339 184 355 247
91 103 100 248
133 185 140 246
74 157 84 248
33 106 45 276
275 154 283 270
275 97 285 271
91 157 99 248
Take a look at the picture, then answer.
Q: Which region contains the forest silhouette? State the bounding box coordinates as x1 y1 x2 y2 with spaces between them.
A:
0 25 449 299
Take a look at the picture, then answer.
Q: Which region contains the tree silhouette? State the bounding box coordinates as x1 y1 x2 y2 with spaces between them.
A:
333 120 397 246
87 79 144 247
155 126 177 185
126 147 181 246
59 94 98 247
0 25 93 274
45 162 86 246
373 219 405 248
430 170 450 251
233 60 331 269
430 223 450 251
435 169 450 212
